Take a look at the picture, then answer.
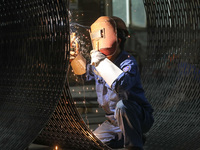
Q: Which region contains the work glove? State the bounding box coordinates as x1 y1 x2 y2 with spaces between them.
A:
70 50 77 62
90 50 106 67
70 32 79 62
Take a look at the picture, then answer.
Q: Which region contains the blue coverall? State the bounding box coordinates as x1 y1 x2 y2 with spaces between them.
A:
86 50 154 149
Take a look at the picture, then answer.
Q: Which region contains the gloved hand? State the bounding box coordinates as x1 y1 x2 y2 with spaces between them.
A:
70 32 79 62
90 51 123 87
70 50 77 62
90 50 106 67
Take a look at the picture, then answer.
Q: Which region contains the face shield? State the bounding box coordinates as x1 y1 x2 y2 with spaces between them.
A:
90 16 118 57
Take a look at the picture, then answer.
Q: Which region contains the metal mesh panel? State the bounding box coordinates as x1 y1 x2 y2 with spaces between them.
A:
142 0 200 149
0 0 69 149
34 85 110 150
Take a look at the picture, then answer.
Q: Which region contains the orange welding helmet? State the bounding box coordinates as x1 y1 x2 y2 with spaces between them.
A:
90 16 128 57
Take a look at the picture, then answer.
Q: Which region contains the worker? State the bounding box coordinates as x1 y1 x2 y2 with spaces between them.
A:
70 16 154 150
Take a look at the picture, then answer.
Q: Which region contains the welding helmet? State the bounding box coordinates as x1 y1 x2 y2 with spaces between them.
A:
90 16 128 57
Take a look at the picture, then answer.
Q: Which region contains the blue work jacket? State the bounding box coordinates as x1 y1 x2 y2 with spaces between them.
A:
86 50 153 117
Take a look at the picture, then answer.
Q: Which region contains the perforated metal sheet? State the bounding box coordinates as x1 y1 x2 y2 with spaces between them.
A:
142 0 200 149
0 0 69 149
34 85 110 150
